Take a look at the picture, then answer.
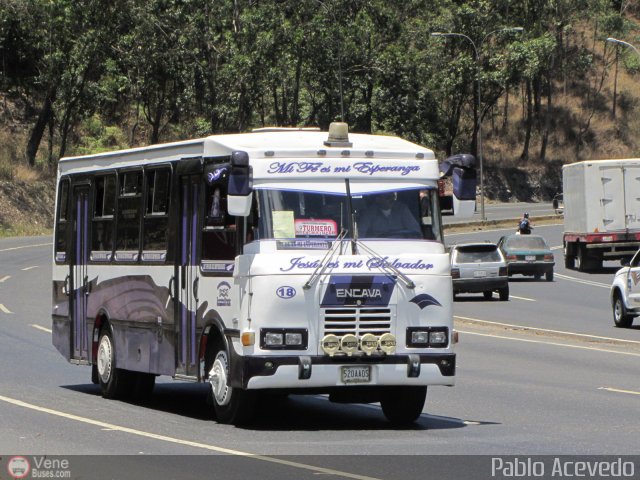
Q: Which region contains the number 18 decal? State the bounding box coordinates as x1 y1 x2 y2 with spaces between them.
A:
276 286 296 299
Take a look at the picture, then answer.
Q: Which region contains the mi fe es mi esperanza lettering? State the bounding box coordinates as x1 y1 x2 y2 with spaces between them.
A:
267 161 420 176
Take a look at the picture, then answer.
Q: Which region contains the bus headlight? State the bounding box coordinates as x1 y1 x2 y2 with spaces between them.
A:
410 330 430 345
429 330 448 346
406 327 448 348
260 329 308 350
264 332 283 346
285 332 303 346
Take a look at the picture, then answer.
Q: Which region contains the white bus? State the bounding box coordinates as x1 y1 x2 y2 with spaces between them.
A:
52 123 476 425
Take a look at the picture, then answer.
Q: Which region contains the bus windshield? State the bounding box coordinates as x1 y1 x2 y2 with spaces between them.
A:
255 187 442 242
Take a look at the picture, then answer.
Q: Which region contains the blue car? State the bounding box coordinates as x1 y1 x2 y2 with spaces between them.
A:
497 234 555 281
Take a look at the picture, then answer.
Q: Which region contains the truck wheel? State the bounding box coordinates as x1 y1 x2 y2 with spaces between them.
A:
613 293 634 328
96 327 135 399
564 255 575 269
381 386 427 426
576 247 589 272
208 342 256 425
564 244 575 269
546 270 554 282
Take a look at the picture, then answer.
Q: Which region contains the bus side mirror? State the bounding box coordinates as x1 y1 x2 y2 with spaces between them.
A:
227 151 253 217
439 154 476 218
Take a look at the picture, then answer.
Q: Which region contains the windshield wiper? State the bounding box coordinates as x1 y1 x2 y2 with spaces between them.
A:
355 241 416 289
302 229 348 290
345 179 358 255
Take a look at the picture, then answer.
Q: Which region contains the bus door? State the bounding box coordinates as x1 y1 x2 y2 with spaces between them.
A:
176 174 201 376
70 184 90 362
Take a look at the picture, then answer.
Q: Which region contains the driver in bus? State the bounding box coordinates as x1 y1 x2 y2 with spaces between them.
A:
358 192 421 238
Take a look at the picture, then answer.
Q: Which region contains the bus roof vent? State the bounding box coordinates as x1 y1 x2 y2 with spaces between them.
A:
324 122 352 148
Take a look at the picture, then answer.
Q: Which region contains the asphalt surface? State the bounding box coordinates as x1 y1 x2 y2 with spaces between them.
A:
1 213 639 479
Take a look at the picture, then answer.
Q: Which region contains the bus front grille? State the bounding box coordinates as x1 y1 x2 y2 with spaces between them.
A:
321 307 393 337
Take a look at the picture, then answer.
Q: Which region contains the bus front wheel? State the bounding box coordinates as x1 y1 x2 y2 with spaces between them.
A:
380 386 427 426
208 344 255 425
96 327 135 399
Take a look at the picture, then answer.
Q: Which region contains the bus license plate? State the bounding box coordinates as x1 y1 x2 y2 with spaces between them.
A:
341 366 371 384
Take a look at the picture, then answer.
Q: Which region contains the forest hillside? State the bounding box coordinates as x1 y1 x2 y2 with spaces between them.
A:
0 0 639 233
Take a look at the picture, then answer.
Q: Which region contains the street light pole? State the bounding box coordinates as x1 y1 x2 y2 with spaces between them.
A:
431 27 523 221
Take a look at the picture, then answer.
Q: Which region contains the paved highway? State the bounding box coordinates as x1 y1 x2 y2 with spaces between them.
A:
444 201 560 225
0 225 638 479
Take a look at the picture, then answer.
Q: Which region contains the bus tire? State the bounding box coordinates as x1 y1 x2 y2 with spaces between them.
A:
96 327 135 399
91 364 99 385
380 386 427 426
208 343 255 425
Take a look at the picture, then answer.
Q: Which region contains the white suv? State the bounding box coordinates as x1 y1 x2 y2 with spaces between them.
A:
610 250 640 328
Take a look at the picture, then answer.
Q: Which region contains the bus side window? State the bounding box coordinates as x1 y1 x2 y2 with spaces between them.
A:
55 179 70 263
115 170 143 259
91 174 116 258
142 168 171 257
202 185 236 260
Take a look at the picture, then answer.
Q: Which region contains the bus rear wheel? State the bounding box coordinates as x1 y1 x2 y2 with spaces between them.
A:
380 386 427 426
208 344 255 425
96 327 135 399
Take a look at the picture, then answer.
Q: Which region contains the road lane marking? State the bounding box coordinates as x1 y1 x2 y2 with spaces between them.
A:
551 245 562 250
509 295 536 302
553 273 609 288
21 266 39 271
0 275 10 283
599 387 640 396
0 242 52 253
455 315 640 345
446 222 561 236
0 394 381 480
457 329 640 357
0 304 13 314
31 324 52 334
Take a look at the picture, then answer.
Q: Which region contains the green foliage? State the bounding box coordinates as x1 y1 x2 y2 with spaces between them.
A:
0 0 638 166
72 115 128 155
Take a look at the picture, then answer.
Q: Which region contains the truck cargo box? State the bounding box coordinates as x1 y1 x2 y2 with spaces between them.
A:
562 159 640 271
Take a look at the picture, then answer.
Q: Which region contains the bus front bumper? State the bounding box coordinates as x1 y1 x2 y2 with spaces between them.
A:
229 352 456 390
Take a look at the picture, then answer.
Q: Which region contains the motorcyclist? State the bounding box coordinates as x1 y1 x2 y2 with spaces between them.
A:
518 212 533 234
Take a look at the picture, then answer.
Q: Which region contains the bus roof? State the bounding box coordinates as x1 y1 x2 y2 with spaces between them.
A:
58 129 436 174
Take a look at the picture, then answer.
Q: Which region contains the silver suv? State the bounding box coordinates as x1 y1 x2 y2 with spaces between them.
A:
450 243 509 301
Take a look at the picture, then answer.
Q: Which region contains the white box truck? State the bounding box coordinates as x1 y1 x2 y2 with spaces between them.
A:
563 159 640 271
